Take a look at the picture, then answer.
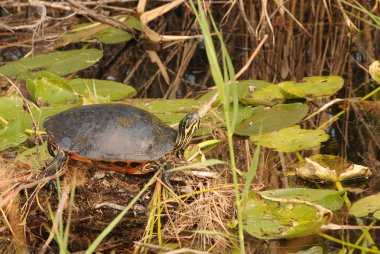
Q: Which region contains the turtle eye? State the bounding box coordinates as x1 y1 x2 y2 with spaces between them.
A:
185 113 200 126
183 113 200 135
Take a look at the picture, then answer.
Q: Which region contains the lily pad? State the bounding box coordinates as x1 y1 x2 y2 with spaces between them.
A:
0 49 103 80
291 154 372 183
240 83 291 106
136 99 202 114
235 103 309 136
16 142 51 168
27 72 78 105
198 80 272 105
242 192 332 240
0 96 31 124
62 17 142 45
0 121 28 151
278 76 344 98
69 79 136 102
260 188 344 211
250 126 329 152
349 193 380 219
0 95 79 131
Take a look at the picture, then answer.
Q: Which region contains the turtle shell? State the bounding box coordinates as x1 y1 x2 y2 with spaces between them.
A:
43 104 178 161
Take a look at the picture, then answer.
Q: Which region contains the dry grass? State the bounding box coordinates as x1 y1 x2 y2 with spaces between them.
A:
0 0 379 252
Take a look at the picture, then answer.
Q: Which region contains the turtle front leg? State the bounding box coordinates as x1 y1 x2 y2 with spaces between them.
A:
39 149 68 179
140 161 173 190
47 137 57 158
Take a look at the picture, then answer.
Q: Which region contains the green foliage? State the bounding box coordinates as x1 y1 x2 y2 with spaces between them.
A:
27 72 78 105
135 99 204 127
0 96 31 124
235 103 309 136
349 193 380 219
199 80 274 106
250 126 329 152
242 191 332 240
69 78 136 102
0 49 103 80
62 17 142 44
137 98 201 114
0 94 80 150
237 80 290 105
0 121 28 151
16 142 51 168
278 76 344 99
259 188 344 211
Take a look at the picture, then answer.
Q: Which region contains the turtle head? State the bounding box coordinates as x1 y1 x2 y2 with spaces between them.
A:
174 112 200 157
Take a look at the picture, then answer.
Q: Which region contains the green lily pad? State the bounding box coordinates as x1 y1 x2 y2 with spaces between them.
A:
369 61 380 84
27 72 78 105
198 80 272 105
230 105 255 127
0 95 79 131
278 76 344 98
16 142 51 168
155 112 186 126
0 121 28 151
250 126 329 152
242 192 332 240
136 99 202 114
240 84 290 106
96 27 133 44
349 193 380 219
236 80 273 99
0 96 31 124
135 99 209 134
0 49 103 80
69 79 136 102
235 103 309 136
260 188 344 211
291 154 372 183
62 17 142 45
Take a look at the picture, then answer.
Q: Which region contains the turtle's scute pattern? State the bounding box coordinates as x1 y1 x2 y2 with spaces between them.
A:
43 104 178 161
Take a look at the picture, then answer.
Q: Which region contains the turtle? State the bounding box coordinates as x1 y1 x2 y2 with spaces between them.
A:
42 103 200 185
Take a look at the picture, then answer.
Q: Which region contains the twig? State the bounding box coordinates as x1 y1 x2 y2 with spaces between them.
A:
0 0 48 31
66 0 137 36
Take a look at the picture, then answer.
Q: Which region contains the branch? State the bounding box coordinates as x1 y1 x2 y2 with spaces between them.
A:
66 0 138 37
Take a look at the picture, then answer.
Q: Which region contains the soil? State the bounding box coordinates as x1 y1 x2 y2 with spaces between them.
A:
25 161 154 253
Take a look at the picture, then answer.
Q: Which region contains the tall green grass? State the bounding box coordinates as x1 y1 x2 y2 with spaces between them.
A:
189 1 262 252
